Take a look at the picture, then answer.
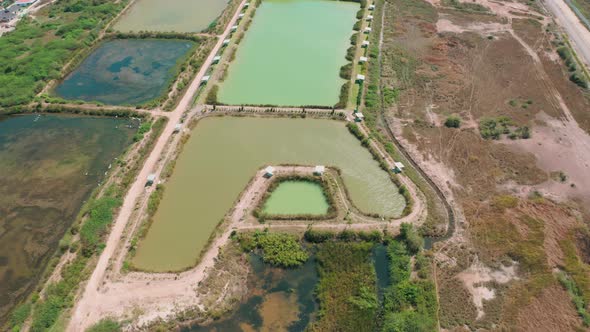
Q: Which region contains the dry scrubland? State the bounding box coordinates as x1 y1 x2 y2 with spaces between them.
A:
373 0 590 329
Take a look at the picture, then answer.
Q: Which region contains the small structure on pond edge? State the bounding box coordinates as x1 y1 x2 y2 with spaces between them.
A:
212 55 221 64
364 27 372 34
393 162 405 174
264 166 275 178
222 39 231 46
201 76 210 84
174 123 182 133
238 13 245 19
231 25 238 32
362 40 370 47
314 165 325 175
368 4 375 10
354 113 364 122
244 2 250 7
146 173 156 186
359 56 368 63
356 74 365 82
367 15 374 21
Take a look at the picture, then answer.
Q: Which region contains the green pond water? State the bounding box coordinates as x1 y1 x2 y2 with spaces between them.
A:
0 114 135 323
263 181 328 215
113 0 229 33
55 39 194 105
186 254 319 332
133 117 405 272
218 0 358 106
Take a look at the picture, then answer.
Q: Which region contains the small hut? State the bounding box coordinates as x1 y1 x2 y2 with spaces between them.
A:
174 123 182 133
368 4 375 10
356 74 365 82
201 76 210 84
231 25 238 32
146 174 156 186
264 166 275 178
244 2 250 7
212 55 221 64
354 113 364 122
393 162 405 174
367 15 374 21
362 40 370 47
238 13 245 19
364 27 372 34
314 165 325 176
222 39 231 46
359 56 368 63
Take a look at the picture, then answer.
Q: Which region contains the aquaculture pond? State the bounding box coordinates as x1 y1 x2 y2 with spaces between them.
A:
263 181 329 215
133 117 405 272
54 39 194 105
0 114 135 323
186 254 319 331
218 0 358 106
113 0 229 33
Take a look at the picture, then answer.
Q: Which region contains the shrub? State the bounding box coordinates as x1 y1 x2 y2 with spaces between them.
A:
570 73 589 89
444 115 461 128
205 85 219 104
340 63 353 80
86 318 122 332
304 229 335 243
238 231 308 267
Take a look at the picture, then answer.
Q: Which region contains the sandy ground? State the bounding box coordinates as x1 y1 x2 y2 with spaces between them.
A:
543 0 590 69
458 259 518 319
66 1 248 330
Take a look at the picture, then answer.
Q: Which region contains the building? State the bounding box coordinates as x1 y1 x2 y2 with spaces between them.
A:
244 2 250 7
354 112 364 122
212 55 221 64
238 13 245 19
231 25 238 32
364 27 372 34
201 75 210 84
15 0 36 7
173 123 182 133
222 39 231 46
368 4 375 10
393 162 405 174
264 166 275 178
367 15 374 21
359 56 368 63
362 40 370 47
146 174 156 186
314 165 325 175
356 74 365 82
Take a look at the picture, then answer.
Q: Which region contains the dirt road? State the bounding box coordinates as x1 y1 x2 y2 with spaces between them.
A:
66 1 247 330
544 0 590 69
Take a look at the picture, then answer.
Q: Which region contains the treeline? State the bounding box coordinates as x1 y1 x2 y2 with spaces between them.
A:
0 0 127 107
236 231 308 268
108 31 205 43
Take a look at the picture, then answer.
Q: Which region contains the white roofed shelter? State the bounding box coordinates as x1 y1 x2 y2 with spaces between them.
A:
364 27 372 34
314 165 325 175
264 166 275 178
212 55 221 63
359 56 368 63
369 4 375 10
356 74 365 82
362 40 370 47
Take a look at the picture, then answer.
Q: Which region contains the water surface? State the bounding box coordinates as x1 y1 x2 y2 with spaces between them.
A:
114 0 229 33
0 114 135 323
186 254 318 331
219 0 358 106
263 181 328 215
133 117 405 271
55 39 194 105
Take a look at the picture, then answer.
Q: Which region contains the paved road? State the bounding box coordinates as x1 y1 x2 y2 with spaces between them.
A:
544 0 590 70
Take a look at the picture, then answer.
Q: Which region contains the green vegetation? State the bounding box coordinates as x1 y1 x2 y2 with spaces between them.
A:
556 46 588 89
133 121 152 142
206 85 219 105
8 303 32 332
310 241 379 331
86 318 122 332
382 226 438 332
442 0 489 12
444 115 461 128
479 116 530 140
80 196 122 256
238 231 308 268
557 272 590 326
559 231 590 325
0 0 127 108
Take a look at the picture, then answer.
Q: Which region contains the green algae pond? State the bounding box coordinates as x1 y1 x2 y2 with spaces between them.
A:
113 0 229 33
133 117 405 272
218 0 358 106
54 39 194 105
0 114 135 323
263 181 329 216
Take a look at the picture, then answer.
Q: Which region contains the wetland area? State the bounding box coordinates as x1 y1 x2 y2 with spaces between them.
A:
54 39 195 105
218 0 358 106
133 117 406 272
0 114 135 321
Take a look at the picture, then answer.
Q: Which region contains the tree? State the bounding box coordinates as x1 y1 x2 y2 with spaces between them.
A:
444 115 461 128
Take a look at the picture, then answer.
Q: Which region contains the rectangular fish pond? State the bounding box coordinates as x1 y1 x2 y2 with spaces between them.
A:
113 0 230 33
218 0 358 106
132 117 406 272
262 180 329 216
54 39 195 106
0 114 136 323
